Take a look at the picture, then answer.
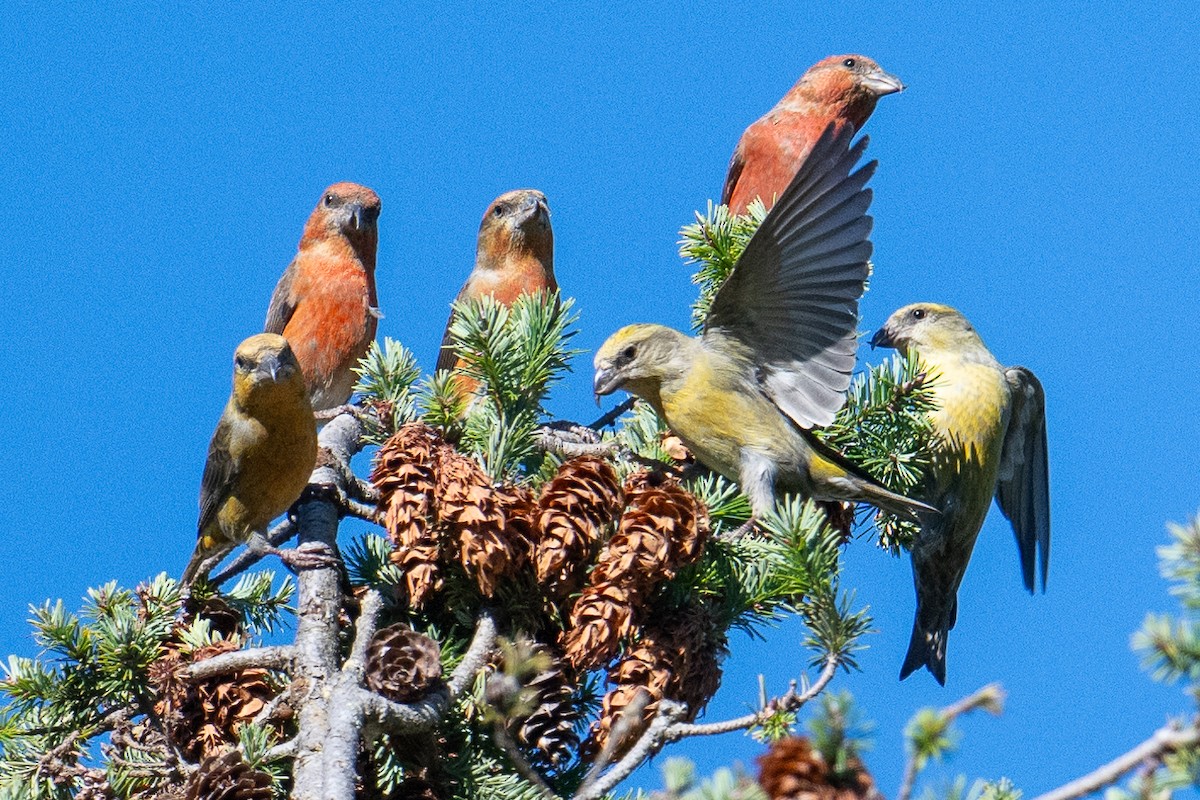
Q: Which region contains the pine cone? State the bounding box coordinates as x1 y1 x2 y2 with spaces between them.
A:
535 456 623 596
373 423 444 605
365 624 444 703
435 445 531 597
757 737 877 800
621 471 710 569
653 605 725 717
562 581 636 670
150 639 276 761
184 750 273 800
513 655 580 769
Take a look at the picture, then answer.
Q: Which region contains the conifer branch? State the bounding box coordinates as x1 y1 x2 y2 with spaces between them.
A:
185 645 295 680
1028 721 1200 800
575 657 839 800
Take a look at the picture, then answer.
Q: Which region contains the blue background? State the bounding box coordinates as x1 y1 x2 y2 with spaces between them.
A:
2 2 1198 794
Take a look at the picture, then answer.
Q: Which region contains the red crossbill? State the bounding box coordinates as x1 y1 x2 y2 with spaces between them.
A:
181 334 318 587
722 55 903 215
594 126 932 520
265 182 382 411
436 189 556 392
871 303 1050 684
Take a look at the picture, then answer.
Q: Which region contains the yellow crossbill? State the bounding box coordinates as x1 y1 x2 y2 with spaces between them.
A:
265 182 382 411
722 55 904 215
871 303 1050 684
594 126 932 520
437 189 556 393
181 334 319 587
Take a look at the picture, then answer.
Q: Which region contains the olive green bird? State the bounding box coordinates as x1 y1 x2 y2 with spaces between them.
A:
594 125 933 520
180 334 319 588
870 303 1049 685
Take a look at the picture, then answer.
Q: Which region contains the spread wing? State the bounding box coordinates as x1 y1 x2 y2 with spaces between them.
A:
197 413 238 539
264 260 299 334
703 124 874 428
996 366 1050 593
720 136 747 207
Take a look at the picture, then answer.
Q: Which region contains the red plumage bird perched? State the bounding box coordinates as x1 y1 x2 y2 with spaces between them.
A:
722 55 904 215
436 189 556 390
265 182 382 411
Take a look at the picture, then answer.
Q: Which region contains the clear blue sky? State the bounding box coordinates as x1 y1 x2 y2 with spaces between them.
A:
2 2 1198 795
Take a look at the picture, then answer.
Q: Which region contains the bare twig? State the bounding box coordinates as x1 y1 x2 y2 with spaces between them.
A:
343 498 381 525
1030 720 1200 800
186 645 294 680
448 611 499 699
674 656 838 738
342 590 383 682
210 518 297 586
897 683 1006 800
589 397 636 429
534 429 620 458
574 701 688 800
574 657 839 800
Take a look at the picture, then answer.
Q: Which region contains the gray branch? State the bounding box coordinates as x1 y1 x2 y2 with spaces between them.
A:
1030 720 1200 800
573 657 838 800
186 645 294 680
342 589 383 683
289 411 365 800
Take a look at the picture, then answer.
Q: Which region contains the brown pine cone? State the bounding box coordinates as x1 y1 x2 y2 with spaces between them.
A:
150 639 276 761
757 737 877 800
513 656 580 769
184 750 273 800
373 423 444 605
621 471 710 569
535 456 623 596
561 581 636 670
435 445 530 597
365 624 444 703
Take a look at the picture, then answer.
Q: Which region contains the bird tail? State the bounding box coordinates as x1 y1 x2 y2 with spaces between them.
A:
180 534 229 590
899 617 948 685
900 573 958 685
179 549 207 589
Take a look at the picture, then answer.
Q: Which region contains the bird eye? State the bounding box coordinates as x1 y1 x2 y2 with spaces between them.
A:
234 355 251 371
842 58 857 68
622 345 637 359
911 308 926 320
324 194 336 207
492 205 505 217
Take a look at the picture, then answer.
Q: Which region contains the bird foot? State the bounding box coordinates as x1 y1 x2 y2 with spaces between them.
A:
718 517 759 542
248 536 340 574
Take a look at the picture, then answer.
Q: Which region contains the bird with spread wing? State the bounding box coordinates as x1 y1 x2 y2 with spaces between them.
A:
871 303 1050 684
594 125 932 520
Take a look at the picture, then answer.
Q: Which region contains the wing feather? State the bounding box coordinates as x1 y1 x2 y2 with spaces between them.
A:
264 260 299 334
197 414 237 540
703 123 875 428
996 366 1051 592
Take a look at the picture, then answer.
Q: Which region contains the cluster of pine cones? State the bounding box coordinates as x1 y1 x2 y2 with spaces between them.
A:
371 422 722 764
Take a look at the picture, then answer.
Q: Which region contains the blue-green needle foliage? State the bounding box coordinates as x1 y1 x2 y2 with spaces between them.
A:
0 573 291 800
429 290 579 480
